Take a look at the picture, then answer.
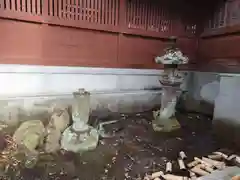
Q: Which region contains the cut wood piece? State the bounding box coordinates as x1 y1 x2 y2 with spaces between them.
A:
179 151 187 160
227 154 237 161
235 156 240 164
202 157 225 169
144 175 151 180
208 154 222 160
189 171 197 180
213 151 228 159
194 157 213 168
166 162 172 173
187 160 200 168
162 174 189 180
199 164 214 173
191 165 209 176
151 171 164 179
178 158 186 170
232 175 240 180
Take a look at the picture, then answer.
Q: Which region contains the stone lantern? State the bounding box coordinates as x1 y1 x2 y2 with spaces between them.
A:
153 37 189 132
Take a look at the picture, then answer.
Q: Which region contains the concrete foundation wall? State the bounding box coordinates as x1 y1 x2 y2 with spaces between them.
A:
0 65 165 122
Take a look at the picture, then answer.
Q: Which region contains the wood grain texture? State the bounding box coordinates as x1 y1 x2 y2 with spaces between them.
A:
42 25 119 67
0 18 196 69
118 35 167 69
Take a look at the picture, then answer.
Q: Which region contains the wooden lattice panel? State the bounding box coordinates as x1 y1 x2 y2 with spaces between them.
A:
126 0 173 33
0 0 43 15
227 0 240 26
47 0 119 26
206 3 226 30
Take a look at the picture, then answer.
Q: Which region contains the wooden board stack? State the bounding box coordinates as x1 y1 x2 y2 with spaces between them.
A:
144 150 240 180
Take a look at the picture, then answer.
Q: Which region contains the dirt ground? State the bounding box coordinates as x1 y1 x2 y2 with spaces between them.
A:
1 111 236 180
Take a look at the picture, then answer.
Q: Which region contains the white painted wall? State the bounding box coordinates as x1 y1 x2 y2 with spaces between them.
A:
0 65 162 97
0 65 164 118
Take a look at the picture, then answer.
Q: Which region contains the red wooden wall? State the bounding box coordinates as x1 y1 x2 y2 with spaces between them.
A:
198 0 240 72
0 0 197 69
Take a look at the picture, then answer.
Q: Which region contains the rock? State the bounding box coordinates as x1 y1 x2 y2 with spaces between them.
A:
44 129 61 153
13 120 45 152
44 108 70 153
48 109 70 132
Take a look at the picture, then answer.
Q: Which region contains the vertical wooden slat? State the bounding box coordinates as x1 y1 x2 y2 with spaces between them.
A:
139 1 143 29
32 0 36 14
102 0 105 24
73 0 76 20
27 0 31 13
92 0 95 23
138 0 141 28
151 2 154 30
155 3 158 31
118 0 126 30
12 0 16 10
76 0 79 20
70 0 72 19
89 0 92 23
80 0 82 21
62 0 65 19
58 0 62 18
147 2 150 30
9 0 12 10
109 0 112 25
135 0 138 28
85 0 89 22
65 0 68 19
161 7 165 32
133 0 136 28
16 0 21 11
126 0 130 27
224 1 229 26
150 3 154 30
5 0 10 10
48 0 53 16
127 0 130 27
97 0 101 23
93 0 98 23
156 5 159 32
144 1 147 29
75 0 78 20
130 0 134 28
83 0 86 21
79 0 83 20
132 0 135 28
112 0 116 26
66 0 69 19
54 0 58 17
142 1 146 30
107 0 110 25
105 0 108 24
115 0 119 26
36 0 40 15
